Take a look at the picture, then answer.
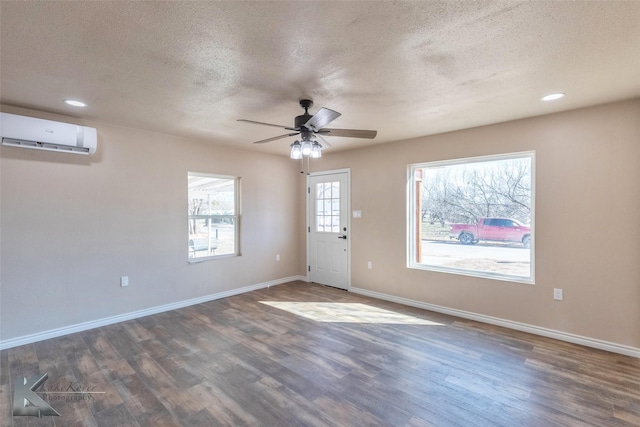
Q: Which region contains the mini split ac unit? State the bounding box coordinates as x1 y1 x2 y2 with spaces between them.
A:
0 112 97 155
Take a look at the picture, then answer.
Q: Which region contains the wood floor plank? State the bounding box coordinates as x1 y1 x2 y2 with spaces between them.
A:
127 353 205 420
111 374 169 421
228 342 328 402
134 410 182 427
189 380 263 427
7 345 40 382
121 320 154 343
248 375 340 427
92 403 139 427
312 393 388 427
82 332 136 382
151 354 205 389
0 383 15 426
83 370 126 416
190 375 283 426
2 281 639 427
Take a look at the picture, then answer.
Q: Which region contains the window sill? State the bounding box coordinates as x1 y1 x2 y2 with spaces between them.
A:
188 253 240 264
408 262 535 285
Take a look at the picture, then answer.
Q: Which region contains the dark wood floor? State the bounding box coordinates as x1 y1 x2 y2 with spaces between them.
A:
1 281 639 426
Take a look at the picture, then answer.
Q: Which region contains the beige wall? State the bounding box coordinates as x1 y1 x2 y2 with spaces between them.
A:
0 105 302 342
2 99 639 351
315 99 640 349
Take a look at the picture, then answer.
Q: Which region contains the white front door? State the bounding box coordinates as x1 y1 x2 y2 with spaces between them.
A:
308 170 350 290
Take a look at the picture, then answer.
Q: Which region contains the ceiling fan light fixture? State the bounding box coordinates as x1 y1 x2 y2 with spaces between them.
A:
301 140 312 156
310 142 322 159
290 141 302 159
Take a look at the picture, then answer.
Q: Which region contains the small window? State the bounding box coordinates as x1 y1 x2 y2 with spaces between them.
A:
188 172 240 261
408 152 534 283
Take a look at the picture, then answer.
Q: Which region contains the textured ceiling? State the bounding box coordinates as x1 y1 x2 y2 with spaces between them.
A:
1 1 639 155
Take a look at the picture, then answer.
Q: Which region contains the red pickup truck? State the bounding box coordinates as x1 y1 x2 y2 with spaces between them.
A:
449 218 531 248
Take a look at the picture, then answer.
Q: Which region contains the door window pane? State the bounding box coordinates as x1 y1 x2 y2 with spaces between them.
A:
316 181 340 233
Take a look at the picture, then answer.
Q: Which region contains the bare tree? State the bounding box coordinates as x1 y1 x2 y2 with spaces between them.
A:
421 157 531 225
189 199 203 234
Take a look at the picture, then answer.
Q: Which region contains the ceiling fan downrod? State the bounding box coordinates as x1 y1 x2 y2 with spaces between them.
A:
299 99 313 114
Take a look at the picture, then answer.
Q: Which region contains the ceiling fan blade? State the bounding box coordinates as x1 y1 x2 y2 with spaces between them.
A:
318 128 377 139
304 108 341 131
252 132 299 144
315 134 332 148
238 119 297 131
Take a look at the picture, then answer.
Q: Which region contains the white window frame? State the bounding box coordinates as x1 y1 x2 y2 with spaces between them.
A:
407 152 535 284
188 172 241 263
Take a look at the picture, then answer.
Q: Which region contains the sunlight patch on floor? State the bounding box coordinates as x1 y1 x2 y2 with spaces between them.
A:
259 301 443 325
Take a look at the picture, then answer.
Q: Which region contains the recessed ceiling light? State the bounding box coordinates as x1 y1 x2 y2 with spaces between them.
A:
541 93 565 102
64 99 87 107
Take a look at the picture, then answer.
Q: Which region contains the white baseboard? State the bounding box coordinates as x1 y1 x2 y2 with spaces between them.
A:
0 275 306 351
350 287 640 359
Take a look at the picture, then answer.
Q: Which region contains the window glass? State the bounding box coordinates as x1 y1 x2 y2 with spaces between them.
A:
408 152 534 283
188 173 239 260
316 181 340 233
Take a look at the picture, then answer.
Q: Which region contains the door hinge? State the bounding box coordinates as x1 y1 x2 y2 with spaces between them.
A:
308 265 311 272
308 187 310 194
308 226 310 233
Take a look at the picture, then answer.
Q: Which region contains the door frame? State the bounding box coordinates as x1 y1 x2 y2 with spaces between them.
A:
306 168 351 290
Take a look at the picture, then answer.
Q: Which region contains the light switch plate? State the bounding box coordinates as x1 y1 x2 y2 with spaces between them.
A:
553 288 563 300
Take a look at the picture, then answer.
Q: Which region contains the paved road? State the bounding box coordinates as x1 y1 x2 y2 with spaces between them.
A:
421 239 530 265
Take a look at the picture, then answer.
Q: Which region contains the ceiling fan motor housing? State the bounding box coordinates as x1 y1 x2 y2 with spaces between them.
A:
295 114 313 130
295 99 314 132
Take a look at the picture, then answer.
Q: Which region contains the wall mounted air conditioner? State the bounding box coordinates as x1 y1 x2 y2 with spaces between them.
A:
0 112 97 155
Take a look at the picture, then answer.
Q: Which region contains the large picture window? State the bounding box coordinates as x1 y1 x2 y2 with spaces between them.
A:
188 172 240 261
408 152 534 283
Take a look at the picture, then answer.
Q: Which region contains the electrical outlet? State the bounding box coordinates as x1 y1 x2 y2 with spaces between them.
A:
121 276 129 287
276 254 280 261
553 288 563 300
367 261 372 269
